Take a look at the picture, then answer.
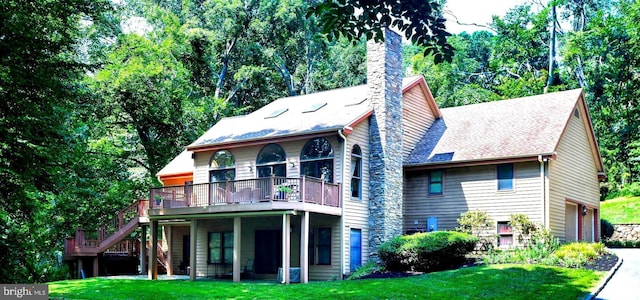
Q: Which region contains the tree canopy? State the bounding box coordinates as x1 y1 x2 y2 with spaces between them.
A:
1 0 639 283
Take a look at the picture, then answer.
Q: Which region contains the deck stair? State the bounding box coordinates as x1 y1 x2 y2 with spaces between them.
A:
64 199 149 258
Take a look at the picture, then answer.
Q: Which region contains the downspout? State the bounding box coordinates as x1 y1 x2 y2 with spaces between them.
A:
538 155 545 228
338 128 348 279
544 158 550 230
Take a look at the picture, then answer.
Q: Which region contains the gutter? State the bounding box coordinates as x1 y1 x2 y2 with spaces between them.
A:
187 128 345 152
337 128 348 279
404 153 557 171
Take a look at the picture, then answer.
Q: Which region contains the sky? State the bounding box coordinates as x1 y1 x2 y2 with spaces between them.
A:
443 0 529 33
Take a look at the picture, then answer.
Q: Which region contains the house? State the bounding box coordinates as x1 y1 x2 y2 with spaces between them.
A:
65 28 604 282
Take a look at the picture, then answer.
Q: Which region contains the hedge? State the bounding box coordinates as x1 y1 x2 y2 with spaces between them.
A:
378 231 478 272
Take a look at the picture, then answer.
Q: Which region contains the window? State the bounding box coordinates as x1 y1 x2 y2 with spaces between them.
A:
497 163 514 190
300 138 334 182
497 222 513 247
265 108 288 119
428 170 443 195
208 231 233 264
256 143 287 177
351 145 362 198
309 228 331 265
210 150 235 182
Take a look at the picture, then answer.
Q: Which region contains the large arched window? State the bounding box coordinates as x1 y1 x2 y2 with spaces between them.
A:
301 138 334 182
256 143 287 177
209 150 235 182
351 145 362 199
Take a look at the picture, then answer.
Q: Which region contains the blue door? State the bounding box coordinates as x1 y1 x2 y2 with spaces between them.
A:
349 229 362 271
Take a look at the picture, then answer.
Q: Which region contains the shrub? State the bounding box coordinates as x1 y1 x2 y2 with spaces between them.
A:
378 231 478 272
347 261 380 280
604 240 640 248
554 242 606 268
600 219 615 240
456 211 495 250
509 214 537 246
482 226 560 266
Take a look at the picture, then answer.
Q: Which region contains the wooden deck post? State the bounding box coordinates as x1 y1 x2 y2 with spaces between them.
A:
300 176 306 202
233 217 242 282
149 220 158 280
77 258 84 279
189 219 197 281
140 225 147 275
166 225 173 275
300 211 309 283
92 256 99 277
281 213 290 284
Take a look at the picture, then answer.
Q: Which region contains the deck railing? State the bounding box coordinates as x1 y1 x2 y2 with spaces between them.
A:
149 176 341 209
65 199 149 256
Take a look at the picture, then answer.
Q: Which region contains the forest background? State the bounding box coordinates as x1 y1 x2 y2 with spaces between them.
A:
1 0 639 283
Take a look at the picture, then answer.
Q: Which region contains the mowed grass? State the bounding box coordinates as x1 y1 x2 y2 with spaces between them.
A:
49 265 602 300
601 196 640 224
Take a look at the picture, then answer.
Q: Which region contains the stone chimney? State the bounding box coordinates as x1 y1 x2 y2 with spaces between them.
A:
367 27 403 259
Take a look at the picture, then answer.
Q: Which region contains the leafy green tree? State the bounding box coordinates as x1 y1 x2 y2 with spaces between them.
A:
0 0 116 283
564 0 640 187
309 0 454 63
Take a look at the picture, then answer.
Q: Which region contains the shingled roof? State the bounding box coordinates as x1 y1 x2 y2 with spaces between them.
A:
187 77 425 151
405 89 589 167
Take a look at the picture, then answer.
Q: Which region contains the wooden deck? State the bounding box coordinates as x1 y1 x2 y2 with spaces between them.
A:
149 176 341 216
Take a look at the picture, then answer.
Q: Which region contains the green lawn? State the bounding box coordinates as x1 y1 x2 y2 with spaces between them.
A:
601 196 640 224
49 265 602 300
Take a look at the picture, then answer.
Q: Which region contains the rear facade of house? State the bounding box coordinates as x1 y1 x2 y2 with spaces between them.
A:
64 28 605 282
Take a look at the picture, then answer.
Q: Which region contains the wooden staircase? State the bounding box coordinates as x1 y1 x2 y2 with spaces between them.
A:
64 199 150 258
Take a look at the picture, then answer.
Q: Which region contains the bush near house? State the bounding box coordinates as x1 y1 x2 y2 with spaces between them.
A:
378 231 477 272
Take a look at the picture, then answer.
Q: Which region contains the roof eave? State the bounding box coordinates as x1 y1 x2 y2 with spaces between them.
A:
403 153 557 171
186 127 345 153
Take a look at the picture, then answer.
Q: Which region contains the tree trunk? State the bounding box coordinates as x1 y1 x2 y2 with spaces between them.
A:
544 4 557 93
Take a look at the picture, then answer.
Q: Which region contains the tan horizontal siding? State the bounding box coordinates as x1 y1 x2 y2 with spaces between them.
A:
549 102 600 241
402 86 436 159
343 119 370 273
168 225 189 273
403 162 543 232
308 215 342 281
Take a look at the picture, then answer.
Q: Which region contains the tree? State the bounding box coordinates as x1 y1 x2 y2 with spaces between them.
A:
0 0 115 283
564 0 640 187
308 0 454 63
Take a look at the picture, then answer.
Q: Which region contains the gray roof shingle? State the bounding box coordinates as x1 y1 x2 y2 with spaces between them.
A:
405 89 584 166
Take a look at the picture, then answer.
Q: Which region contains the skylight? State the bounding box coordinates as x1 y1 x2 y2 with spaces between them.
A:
345 98 367 107
265 108 288 119
303 102 327 113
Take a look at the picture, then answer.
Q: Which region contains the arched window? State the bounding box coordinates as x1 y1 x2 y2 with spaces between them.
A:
256 143 287 177
209 150 235 182
300 138 334 182
351 145 362 199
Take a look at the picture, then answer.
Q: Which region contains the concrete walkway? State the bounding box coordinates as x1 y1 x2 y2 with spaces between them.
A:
595 249 640 300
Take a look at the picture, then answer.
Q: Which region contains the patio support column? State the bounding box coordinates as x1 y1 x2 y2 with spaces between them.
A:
281 213 291 284
166 225 173 275
77 258 83 278
140 225 147 275
149 220 158 280
92 256 99 277
189 219 197 281
233 217 242 282
300 211 309 283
